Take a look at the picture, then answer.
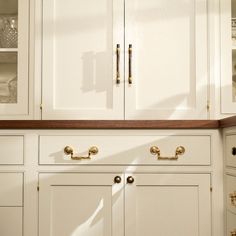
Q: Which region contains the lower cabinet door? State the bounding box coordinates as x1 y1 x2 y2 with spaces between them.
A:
125 174 211 236
39 173 124 236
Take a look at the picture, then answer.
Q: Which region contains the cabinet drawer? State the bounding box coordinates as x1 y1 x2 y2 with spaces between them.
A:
0 136 24 165
227 174 236 214
226 135 236 168
227 211 236 236
0 173 23 206
0 207 22 236
39 135 211 165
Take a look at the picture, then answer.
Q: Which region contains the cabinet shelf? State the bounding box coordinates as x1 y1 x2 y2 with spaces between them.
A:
0 48 18 52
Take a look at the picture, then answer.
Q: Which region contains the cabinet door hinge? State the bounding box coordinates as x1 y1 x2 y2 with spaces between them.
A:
210 186 213 192
40 104 43 110
207 101 210 111
37 185 39 191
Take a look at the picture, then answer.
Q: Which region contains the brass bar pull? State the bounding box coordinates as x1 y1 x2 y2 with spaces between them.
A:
150 146 185 160
64 146 98 160
116 44 120 84
229 191 236 207
128 44 132 84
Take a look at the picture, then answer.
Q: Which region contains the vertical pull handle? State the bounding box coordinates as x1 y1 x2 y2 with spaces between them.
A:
116 44 120 84
128 44 133 84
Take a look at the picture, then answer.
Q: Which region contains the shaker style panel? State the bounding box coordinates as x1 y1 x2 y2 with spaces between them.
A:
125 0 208 119
39 134 211 165
226 174 236 214
42 0 124 119
0 207 22 236
0 0 29 117
0 135 23 164
0 173 23 206
226 135 236 168
39 173 124 236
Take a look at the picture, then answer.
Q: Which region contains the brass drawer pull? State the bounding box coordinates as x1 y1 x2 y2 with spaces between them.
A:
114 176 122 184
64 146 98 160
150 146 185 160
229 191 236 207
231 230 236 236
127 176 134 184
116 44 120 84
128 44 133 84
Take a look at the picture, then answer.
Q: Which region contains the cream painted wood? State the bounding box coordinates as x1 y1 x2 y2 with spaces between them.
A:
0 0 29 117
0 135 23 164
125 0 208 119
226 174 236 214
220 0 236 113
227 211 236 236
0 173 23 206
125 174 211 236
226 135 236 168
42 0 124 120
39 173 124 236
0 207 22 236
39 134 210 165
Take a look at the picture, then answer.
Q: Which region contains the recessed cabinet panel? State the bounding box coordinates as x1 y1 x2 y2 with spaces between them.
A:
0 0 28 117
39 173 124 236
0 207 22 236
227 211 236 236
226 174 236 214
125 174 211 236
42 0 124 119
125 0 208 119
226 135 236 168
39 134 211 165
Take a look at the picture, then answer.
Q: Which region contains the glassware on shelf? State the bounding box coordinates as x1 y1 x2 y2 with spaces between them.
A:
0 15 18 48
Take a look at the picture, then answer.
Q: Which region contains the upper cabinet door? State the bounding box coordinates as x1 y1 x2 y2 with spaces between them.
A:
42 0 124 120
0 0 29 118
125 0 208 119
221 0 236 113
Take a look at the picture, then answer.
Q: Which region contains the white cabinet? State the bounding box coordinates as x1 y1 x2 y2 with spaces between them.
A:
41 0 209 120
0 0 29 118
39 173 211 236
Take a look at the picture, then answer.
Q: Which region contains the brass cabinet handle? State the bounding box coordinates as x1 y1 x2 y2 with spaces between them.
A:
232 147 236 156
116 44 120 84
127 176 134 184
128 44 132 84
150 146 185 160
114 176 122 184
64 146 98 160
229 191 236 207
231 230 236 236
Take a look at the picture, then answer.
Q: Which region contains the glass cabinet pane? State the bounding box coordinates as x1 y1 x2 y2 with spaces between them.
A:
0 53 17 103
0 0 18 49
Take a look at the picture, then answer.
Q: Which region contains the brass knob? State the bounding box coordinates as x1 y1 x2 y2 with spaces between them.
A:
232 147 236 156
89 146 99 155
64 146 73 155
150 146 160 155
114 176 122 184
176 146 185 155
127 176 134 184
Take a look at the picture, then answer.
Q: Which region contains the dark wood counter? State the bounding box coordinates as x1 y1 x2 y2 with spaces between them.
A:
0 120 220 129
220 116 236 128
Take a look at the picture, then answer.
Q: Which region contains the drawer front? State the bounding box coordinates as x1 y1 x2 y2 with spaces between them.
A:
0 173 23 206
227 211 236 236
0 136 24 165
227 174 236 214
0 207 22 236
226 135 236 168
39 135 211 165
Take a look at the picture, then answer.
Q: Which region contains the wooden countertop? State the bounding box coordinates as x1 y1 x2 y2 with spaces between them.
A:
0 120 220 129
0 116 234 129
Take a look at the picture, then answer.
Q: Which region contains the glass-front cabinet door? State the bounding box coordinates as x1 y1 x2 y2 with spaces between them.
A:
0 0 28 118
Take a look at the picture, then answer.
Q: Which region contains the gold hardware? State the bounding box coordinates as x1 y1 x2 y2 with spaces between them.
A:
116 44 120 84
231 230 236 236
64 146 98 160
37 185 39 191
40 104 42 110
114 176 122 184
150 146 185 160
232 147 236 156
229 191 236 207
128 44 132 84
127 176 134 184
210 187 213 192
